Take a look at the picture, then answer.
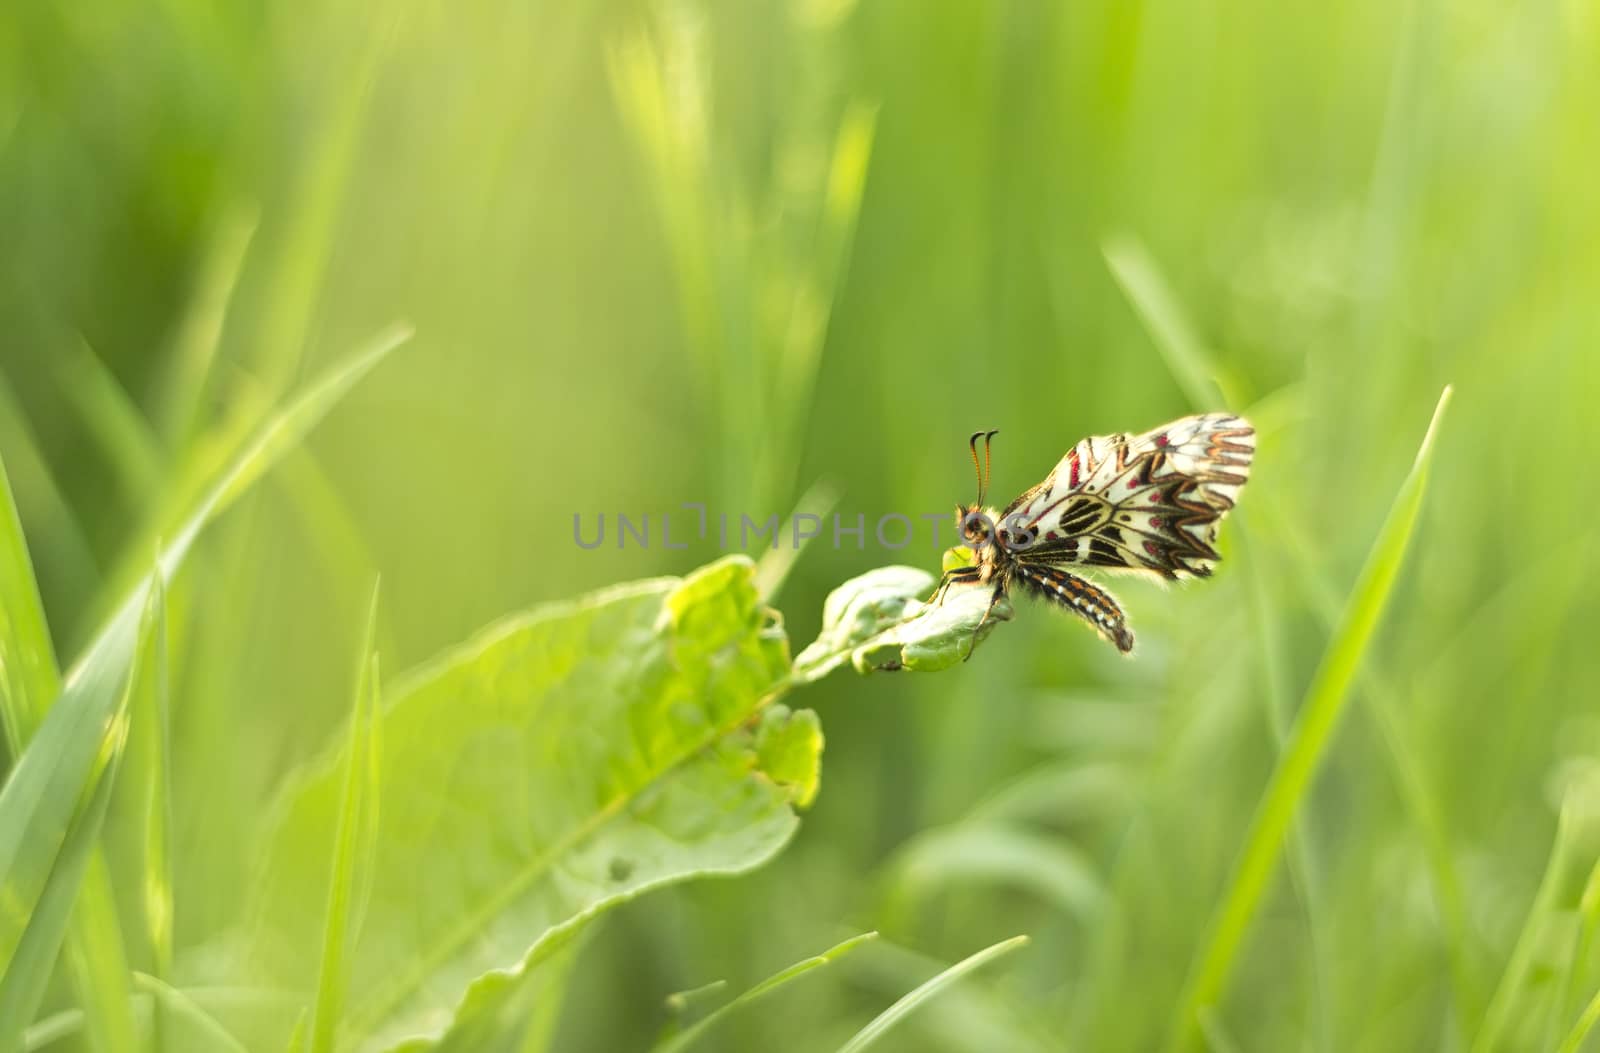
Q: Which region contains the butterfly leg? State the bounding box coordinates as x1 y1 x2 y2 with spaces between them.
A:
963 584 1008 662
927 564 981 607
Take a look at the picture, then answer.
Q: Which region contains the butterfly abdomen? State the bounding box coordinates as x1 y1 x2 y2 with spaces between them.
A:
1015 564 1134 654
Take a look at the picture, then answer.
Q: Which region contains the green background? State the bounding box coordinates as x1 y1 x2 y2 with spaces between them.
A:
3 0 1598 1048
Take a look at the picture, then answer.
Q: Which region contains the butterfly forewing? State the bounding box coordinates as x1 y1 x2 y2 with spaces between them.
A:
1004 413 1255 578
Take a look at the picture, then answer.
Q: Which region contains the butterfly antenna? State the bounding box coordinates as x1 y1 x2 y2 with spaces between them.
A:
968 431 987 504
982 430 998 502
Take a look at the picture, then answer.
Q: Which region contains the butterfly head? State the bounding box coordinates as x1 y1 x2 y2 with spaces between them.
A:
956 503 991 548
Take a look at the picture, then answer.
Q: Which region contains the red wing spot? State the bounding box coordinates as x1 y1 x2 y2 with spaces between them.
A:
1069 458 1081 489
1144 541 1161 556
1149 516 1163 528
1128 478 1139 491
1156 434 1170 447
1045 530 1060 541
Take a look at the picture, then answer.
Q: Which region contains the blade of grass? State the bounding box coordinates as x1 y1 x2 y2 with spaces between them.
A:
654 932 877 1053
1237 512 1334 1051
278 449 391 645
884 825 1104 927
0 376 99 672
206 323 410 520
249 12 395 395
22 986 301 1051
1260 461 1586 1037
1474 795 1578 1053
772 101 876 507
0 747 127 1053
1166 386 1453 1052
1102 234 1240 409
122 544 173 1046
86 325 403 1047
308 584 383 1053
183 349 393 665
111 550 173 1049
0 323 405 1052
849 937 1057 1053
1197 1008 1245 1053
661 980 729 1018
0 438 133 1052
0 580 156 1049
20 1007 82 1051
132 973 251 1053
1560 990 1600 1053
1272 478 1593 1040
0 455 61 750
835 935 1029 1053
48 336 163 500
753 477 840 602
70 320 408 706
352 634 384 959
162 204 259 450
1107 241 1333 1047
58 863 137 1053
1355 665 1479 1038
1556 855 1600 1048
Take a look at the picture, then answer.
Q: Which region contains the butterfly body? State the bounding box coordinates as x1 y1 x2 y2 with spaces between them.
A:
940 414 1255 654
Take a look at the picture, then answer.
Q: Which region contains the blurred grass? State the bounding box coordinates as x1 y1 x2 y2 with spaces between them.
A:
5 0 1600 1049
1170 386 1450 1052
306 587 382 1053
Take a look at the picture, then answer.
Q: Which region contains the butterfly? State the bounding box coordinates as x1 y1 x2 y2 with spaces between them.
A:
932 413 1255 654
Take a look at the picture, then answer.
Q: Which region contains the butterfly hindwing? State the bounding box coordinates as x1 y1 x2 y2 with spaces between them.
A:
1002 413 1255 578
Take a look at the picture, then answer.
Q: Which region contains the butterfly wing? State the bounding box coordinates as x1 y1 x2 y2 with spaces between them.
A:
1000 413 1254 578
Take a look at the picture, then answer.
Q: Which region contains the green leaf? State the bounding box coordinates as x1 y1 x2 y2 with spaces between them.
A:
1166 386 1453 1051
247 555 817 1050
793 565 1011 681
754 706 823 810
835 935 1030 1053
414 936 584 1053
